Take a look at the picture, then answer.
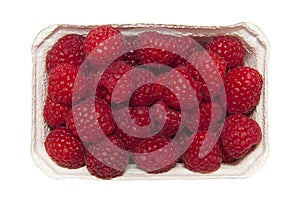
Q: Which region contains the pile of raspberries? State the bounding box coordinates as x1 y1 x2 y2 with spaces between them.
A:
43 25 263 179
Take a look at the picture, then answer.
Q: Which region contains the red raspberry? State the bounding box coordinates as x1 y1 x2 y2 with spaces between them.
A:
118 50 141 67
225 66 263 114
173 130 192 155
99 61 133 104
137 32 178 65
153 101 182 137
220 114 262 159
43 97 70 128
114 107 156 151
129 106 153 128
44 127 85 169
188 50 226 100
117 36 142 67
134 135 179 173
47 64 88 106
128 68 162 107
85 135 129 179
131 68 157 87
159 65 201 110
182 131 221 173
130 83 161 107
96 84 111 104
87 72 111 104
170 36 198 67
206 36 246 69
219 142 236 163
176 36 198 59
107 135 125 149
65 98 115 143
83 25 125 68
185 101 223 132
115 129 143 153
46 34 84 72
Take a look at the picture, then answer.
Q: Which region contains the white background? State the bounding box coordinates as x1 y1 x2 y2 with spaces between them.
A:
0 0 299 199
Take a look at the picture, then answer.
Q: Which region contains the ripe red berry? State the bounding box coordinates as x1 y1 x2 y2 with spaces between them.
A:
206 36 246 70
96 84 112 104
219 141 236 163
129 106 153 128
127 68 161 107
176 36 198 59
85 135 129 179
170 36 198 67
115 128 144 152
182 131 221 173
46 34 84 71
84 25 125 68
137 32 178 65
65 98 115 143
114 107 156 151
44 127 85 169
220 114 262 159
43 97 70 128
99 61 133 104
153 101 182 137
225 66 263 114
159 65 201 110
47 64 88 106
188 50 226 100
116 36 142 67
185 101 223 132
173 129 192 155
134 135 179 173
100 61 132 92
130 83 161 107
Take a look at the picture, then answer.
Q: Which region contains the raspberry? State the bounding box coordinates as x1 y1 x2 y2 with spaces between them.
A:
118 50 141 67
131 68 157 87
83 25 125 68
115 128 144 152
220 114 262 159
173 129 192 155
130 83 161 107
65 98 115 143
114 107 156 151
176 36 198 59
182 131 221 173
206 36 245 69
87 72 111 104
85 135 129 179
134 135 179 173
185 101 223 132
44 127 85 169
47 64 88 106
137 32 178 65
43 97 70 128
99 61 133 104
117 36 142 67
96 84 111 104
159 65 201 110
100 61 132 93
170 36 198 68
46 34 84 72
219 142 236 163
225 66 263 114
153 101 182 137
128 68 162 107
129 106 153 128
188 50 226 100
